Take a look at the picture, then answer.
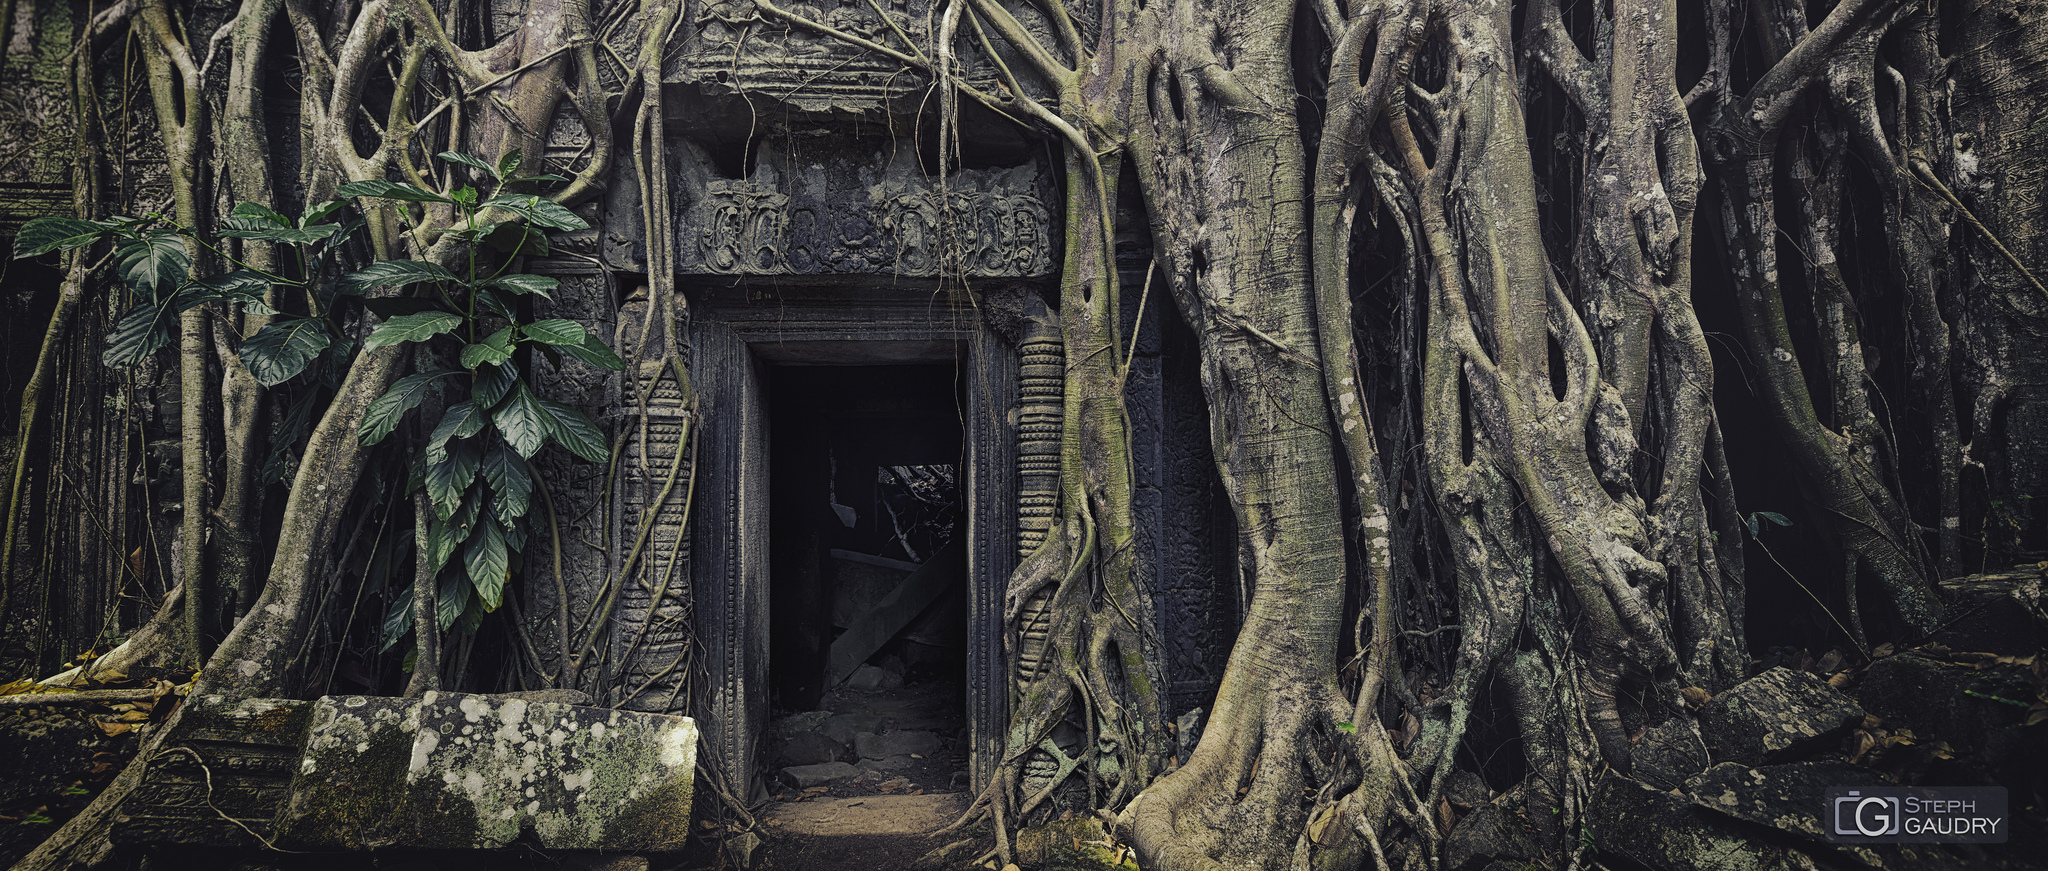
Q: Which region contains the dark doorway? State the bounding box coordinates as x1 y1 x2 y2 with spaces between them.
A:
767 365 968 713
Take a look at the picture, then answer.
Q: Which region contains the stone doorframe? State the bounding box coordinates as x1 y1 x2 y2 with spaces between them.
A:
686 283 1021 800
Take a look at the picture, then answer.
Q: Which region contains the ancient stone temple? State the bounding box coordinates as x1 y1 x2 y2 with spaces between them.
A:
475 0 1245 804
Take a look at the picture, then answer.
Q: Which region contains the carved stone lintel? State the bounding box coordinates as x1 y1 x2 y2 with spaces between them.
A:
673 139 1056 279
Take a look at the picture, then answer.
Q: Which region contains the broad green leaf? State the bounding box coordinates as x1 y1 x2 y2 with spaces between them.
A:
101 302 174 367
425 516 459 574
1756 511 1792 527
436 569 471 630
492 384 549 459
438 151 500 179
502 521 528 554
450 185 479 207
116 231 191 298
480 441 532 525
458 326 514 369
427 400 486 465
450 485 484 541
482 221 549 256
424 440 480 521
480 194 588 230
358 368 461 446
381 585 414 652
341 259 456 294
12 217 108 258
465 517 510 610
495 150 523 180
560 332 626 371
230 201 291 227
239 318 335 386
457 595 486 634
474 287 516 320
519 318 585 347
302 199 348 226
363 311 463 352
471 362 519 410
507 173 569 185
219 216 341 244
196 270 281 316
338 179 451 204
488 274 558 298
537 398 608 462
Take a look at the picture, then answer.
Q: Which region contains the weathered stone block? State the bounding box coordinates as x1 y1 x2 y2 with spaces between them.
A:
856 755 917 773
845 663 904 690
1587 776 1819 871
771 710 832 740
273 692 696 851
0 708 108 806
855 729 939 760
777 730 849 766
780 761 861 788
111 696 312 849
1929 568 2046 653
1698 668 1862 765
1687 761 1888 840
819 712 881 745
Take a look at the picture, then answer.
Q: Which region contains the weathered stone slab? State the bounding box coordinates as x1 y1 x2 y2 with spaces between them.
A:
819 712 881 745
1698 667 1862 765
780 761 861 788
1687 761 1888 840
1928 568 2046 652
272 692 696 851
777 730 849 766
844 663 904 690
0 708 111 806
855 729 940 760
1587 776 1821 871
111 697 312 849
856 755 918 773
771 710 832 739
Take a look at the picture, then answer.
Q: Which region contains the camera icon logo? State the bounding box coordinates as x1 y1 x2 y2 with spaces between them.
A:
1834 791 1902 837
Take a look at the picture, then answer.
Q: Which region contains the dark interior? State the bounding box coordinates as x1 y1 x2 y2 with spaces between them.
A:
767 364 968 712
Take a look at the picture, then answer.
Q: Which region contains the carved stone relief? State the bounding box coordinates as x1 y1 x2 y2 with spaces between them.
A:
666 0 1067 115
608 288 696 713
671 138 1057 279
1012 294 1061 694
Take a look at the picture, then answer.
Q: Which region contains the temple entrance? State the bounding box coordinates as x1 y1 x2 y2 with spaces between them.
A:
764 364 971 796
687 287 1017 802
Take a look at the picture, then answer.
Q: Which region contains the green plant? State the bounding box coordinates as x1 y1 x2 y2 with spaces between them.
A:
11 149 624 654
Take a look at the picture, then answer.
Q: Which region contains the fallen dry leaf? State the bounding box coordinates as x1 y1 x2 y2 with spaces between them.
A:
1828 672 1852 688
95 721 133 737
1816 650 1844 673
1681 686 1712 709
